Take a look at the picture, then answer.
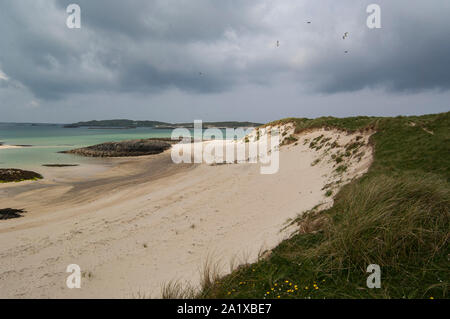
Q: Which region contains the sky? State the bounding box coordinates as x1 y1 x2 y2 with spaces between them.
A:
0 0 449 124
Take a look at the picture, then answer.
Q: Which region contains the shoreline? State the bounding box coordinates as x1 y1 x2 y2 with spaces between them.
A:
0 144 23 150
0 126 374 298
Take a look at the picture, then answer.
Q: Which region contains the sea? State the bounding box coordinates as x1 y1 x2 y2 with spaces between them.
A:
0 124 175 169
0 123 247 169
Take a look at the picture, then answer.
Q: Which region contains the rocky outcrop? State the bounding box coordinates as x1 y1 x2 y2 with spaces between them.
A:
0 208 27 220
61 139 172 157
42 164 79 167
0 169 43 183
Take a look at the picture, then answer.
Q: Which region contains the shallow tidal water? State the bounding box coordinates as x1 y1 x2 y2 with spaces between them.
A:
0 124 174 169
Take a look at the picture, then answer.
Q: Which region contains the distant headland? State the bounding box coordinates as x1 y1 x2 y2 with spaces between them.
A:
63 119 262 129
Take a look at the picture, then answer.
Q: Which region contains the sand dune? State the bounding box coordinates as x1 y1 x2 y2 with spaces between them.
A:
0 125 373 298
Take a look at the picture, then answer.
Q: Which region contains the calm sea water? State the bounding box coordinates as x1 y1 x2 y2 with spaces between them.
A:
0 124 174 169
0 124 247 169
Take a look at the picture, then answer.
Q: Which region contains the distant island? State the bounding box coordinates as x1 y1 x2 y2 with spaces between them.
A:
63 119 262 129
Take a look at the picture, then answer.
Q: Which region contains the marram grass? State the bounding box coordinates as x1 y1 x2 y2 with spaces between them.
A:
164 112 450 299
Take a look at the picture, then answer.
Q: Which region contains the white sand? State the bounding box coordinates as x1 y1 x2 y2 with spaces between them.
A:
0 125 374 298
0 145 22 150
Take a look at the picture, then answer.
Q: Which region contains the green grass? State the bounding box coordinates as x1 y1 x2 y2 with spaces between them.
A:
192 112 450 299
335 164 347 174
283 135 299 145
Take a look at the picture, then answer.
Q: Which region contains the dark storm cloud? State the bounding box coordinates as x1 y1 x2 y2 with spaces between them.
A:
0 0 449 103
55 0 263 42
0 0 268 99
302 1 450 93
0 1 115 99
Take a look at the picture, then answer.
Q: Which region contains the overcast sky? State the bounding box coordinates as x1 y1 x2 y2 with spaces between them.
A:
0 0 449 123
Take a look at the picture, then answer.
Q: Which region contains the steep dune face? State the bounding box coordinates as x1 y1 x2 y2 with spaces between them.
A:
0 125 374 298
269 124 375 201
194 123 374 197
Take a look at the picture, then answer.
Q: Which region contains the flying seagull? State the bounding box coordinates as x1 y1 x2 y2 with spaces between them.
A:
307 21 311 24
276 40 280 47
344 50 349 54
343 32 349 40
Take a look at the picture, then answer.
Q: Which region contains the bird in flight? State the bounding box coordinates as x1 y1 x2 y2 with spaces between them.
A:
343 32 349 40
344 50 349 54
276 40 280 47
307 21 311 24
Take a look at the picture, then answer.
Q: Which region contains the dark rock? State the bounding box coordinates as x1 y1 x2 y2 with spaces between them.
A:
0 169 43 183
61 139 172 157
0 208 27 220
42 164 79 167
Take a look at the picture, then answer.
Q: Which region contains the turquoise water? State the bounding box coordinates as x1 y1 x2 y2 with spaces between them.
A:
0 124 174 169
0 124 246 169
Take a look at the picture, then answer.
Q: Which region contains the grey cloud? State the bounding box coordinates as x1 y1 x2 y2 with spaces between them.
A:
301 0 450 93
0 0 269 99
0 0 449 122
56 0 263 42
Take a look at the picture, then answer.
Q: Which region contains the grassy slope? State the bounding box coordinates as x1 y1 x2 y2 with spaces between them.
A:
198 112 449 299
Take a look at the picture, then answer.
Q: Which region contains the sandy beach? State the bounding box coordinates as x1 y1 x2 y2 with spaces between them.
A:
0 145 22 150
0 126 373 298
